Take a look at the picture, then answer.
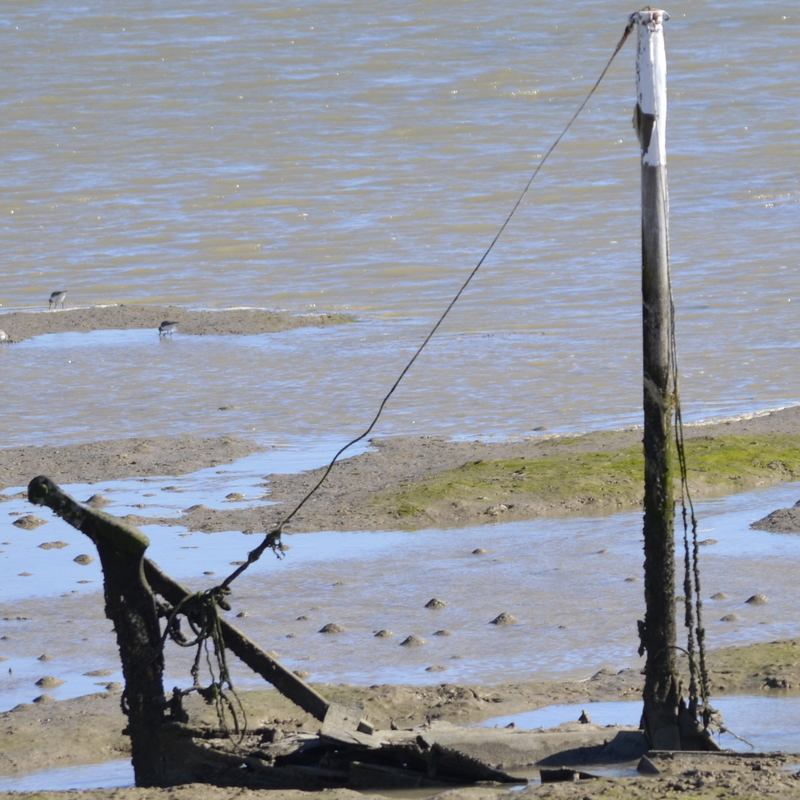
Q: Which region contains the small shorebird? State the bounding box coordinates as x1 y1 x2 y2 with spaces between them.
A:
48 290 67 310
158 320 178 337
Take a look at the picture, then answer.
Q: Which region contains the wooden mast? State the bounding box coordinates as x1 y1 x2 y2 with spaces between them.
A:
632 8 682 750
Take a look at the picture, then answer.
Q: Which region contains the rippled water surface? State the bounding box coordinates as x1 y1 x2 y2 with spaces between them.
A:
0 0 798 446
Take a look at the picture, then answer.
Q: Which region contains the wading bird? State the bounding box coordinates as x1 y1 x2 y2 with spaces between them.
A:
48 291 67 310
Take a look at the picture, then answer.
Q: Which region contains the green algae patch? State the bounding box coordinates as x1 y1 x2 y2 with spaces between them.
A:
373 433 800 528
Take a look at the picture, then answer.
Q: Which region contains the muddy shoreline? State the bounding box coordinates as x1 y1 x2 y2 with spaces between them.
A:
3 405 800 534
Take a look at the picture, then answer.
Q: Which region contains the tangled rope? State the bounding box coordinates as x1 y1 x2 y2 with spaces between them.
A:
162 586 247 742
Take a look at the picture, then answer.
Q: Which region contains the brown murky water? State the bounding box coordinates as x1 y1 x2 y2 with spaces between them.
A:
0 0 798 448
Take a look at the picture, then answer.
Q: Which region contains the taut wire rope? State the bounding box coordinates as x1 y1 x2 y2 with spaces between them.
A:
214 19 636 593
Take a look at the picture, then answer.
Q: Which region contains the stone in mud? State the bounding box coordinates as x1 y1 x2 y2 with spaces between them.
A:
86 495 110 508
699 539 718 546
721 614 741 622
425 598 447 609
433 629 452 637
294 670 311 680
38 541 69 550
490 612 519 626
225 493 246 501
426 665 447 673
296 615 309 621
400 635 426 647
12 515 47 530
374 629 392 638
472 548 488 555
84 669 114 677
37 654 53 662
73 554 95 565
33 694 55 704
745 593 769 605
319 623 345 634
486 504 509 516
236 611 249 618
711 592 728 600
624 577 639 582
36 676 64 689
105 682 122 692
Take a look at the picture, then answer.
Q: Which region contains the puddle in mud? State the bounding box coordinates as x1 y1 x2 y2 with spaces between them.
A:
1 469 800 710
4 695 800 793
479 696 800 754
0 759 135 792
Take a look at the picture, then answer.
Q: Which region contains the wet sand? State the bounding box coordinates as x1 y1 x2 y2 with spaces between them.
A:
0 305 354 344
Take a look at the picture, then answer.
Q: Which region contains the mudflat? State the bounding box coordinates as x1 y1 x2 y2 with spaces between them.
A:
3 305 800 798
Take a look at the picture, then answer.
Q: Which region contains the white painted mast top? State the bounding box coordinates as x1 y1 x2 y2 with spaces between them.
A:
631 9 669 167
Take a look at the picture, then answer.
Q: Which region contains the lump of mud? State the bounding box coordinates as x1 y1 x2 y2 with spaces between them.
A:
86 494 110 508
433 629 452 637
426 665 447 673
319 623 345 634
751 499 800 533
38 541 69 550
13 515 47 530
746 593 769 605
73 554 95 565
400 635 426 647
425 598 447 609
721 614 741 622
711 592 728 600
490 612 519 626
35 676 64 689
472 548 488 555
374 630 392 638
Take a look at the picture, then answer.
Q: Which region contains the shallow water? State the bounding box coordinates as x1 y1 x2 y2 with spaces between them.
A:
0 0 798 449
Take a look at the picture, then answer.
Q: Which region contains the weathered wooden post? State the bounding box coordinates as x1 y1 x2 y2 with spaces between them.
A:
631 8 683 750
27 476 170 785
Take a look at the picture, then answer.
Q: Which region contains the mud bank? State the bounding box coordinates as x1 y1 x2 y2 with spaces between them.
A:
0 305 354 343
3 406 800 533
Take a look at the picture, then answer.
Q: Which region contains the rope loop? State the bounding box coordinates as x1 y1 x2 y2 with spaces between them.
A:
161 587 247 741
